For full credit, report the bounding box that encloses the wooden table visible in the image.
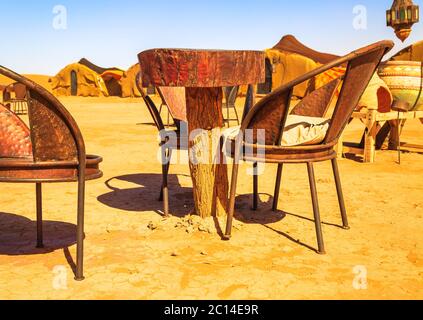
[340,109,423,163]
[139,49,265,218]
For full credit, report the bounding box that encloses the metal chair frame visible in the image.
[0,66,102,280]
[224,41,394,254]
[2,82,28,115]
[223,86,240,127]
[136,73,187,216]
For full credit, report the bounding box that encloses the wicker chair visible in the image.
[157,86,187,131]
[3,82,28,115]
[224,41,394,254]
[223,86,240,127]
[136,73,188,216]
[0,65,103,280]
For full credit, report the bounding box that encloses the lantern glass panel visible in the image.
[400,8,406,21]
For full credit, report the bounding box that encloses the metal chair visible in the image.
[224,41,394,254]
[0,65,103,280]
[223,86,240,127]
[136,73,188,216]
[157,86,187,131]
[3,82,28,115]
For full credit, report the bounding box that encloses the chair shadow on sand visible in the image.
[97,173,193,217]
[98,174,346,253]
[233,193,347,253]
[0,212,79,274]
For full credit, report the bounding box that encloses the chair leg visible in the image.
[272,164,283,212]
[161,148,172,217]
[167,110,170,127]
[75,179,85,281]
[307,163,326,254]
[36,183,44,248]
[331,158,350,230]
[224,161,241,240]
[226,103,230,127]
[397,111,401,165]
[232,104,240,125]
[252,162,258,211]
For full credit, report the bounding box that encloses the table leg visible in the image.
[364,109,377,163]
[186,87,229,218]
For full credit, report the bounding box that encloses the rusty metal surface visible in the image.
[0,155,103,183]
[0,103,32,158]
[0,65,104,182]
[28,90,77,162]
[139,49,265,88]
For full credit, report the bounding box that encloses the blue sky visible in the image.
[1,0,422,75]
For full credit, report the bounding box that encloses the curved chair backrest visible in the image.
[224,86,239,107]
[0,103,32,158]
[2,87,11,102]
[290,77,342,118]
[157,87,187,123]
[242,41,394,146]
[0,65,86,164]
[136,72,165,132]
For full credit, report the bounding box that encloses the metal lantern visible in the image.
[387,0,420,42]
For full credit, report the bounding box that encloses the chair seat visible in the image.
[0,154,103,183]
[225,139,337,163]
[224,115,330,147]
[223,115,336,163]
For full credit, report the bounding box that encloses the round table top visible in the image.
[138,49,265,88]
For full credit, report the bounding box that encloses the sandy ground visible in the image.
[0,74,52,91]
[0,95,422,300]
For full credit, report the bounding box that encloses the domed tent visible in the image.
[50,59,124,97]
[258,35,342,97]
[390,40,423,62]
[120,63,157,97]
[121,63,142,98]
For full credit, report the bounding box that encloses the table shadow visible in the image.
[97,173,193,217]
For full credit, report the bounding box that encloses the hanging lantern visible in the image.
[386,0,420,42]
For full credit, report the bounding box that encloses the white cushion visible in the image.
[223,115,330,147]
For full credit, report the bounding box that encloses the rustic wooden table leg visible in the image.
[186,87,229,218]
[364,109,377,163]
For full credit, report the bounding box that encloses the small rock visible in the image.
[147,221,158,230]
[200,251,208,256]
[186,225,195,234]
[198,224,211,233]
[171,252,179,257]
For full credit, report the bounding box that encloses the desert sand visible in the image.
[0,74,52,93]
[0,95,422,300]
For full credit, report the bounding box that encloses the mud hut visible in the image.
[50,59,124,97]
[257,35,341,97]
[121,63,142,98]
